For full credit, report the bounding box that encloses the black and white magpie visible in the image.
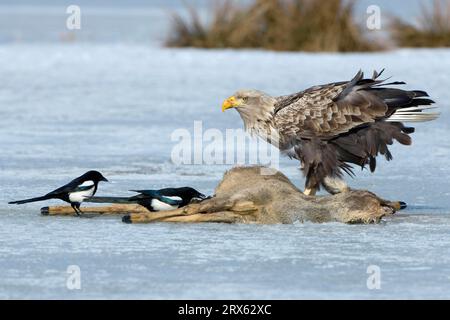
[129,187,207,212]
[8,170,108,215]
[88,187,207,212]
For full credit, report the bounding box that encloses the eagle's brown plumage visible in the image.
[222,70,439,193]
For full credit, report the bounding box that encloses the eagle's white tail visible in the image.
[386,106,440,122]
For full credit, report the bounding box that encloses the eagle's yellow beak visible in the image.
[222,96,240,112]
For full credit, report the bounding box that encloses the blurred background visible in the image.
[0,0,445,47]
[1,0,450,300]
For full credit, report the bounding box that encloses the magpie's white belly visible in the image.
[151,199,179,211]
[69,188,95,203]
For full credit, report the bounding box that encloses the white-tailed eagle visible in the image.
[222,70,439,195]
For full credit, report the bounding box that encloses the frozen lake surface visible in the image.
[1,44,450,299]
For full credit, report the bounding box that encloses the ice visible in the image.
[1,43,450,299]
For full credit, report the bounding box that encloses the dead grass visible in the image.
[391,0,450,47]
[166,0,381,52]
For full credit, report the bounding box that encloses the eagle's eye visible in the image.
[242,97,249,103]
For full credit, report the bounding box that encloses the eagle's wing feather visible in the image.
[272,70,436,189]
[274,71,388,141]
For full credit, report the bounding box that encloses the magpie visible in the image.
[88,187,207,212]
[9,170,108,215]
[129,187,207,211]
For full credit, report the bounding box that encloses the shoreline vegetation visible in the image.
[391,0,450,48]
[166,0,450,52]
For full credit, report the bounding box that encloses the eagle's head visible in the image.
[222,89,277,131]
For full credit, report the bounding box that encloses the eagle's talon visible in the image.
[303,188,317,196]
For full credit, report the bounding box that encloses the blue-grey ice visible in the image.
[0,3,449,299]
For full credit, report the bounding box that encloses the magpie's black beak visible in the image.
[189,193,208,204]
[102,177,109,182]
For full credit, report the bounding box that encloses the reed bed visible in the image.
[166,0,381,52]
[391,0,450,48]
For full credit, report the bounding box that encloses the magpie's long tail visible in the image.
[9,195,52,205]
[85,196,138,204]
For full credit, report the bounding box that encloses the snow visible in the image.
[0,44,450,299]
